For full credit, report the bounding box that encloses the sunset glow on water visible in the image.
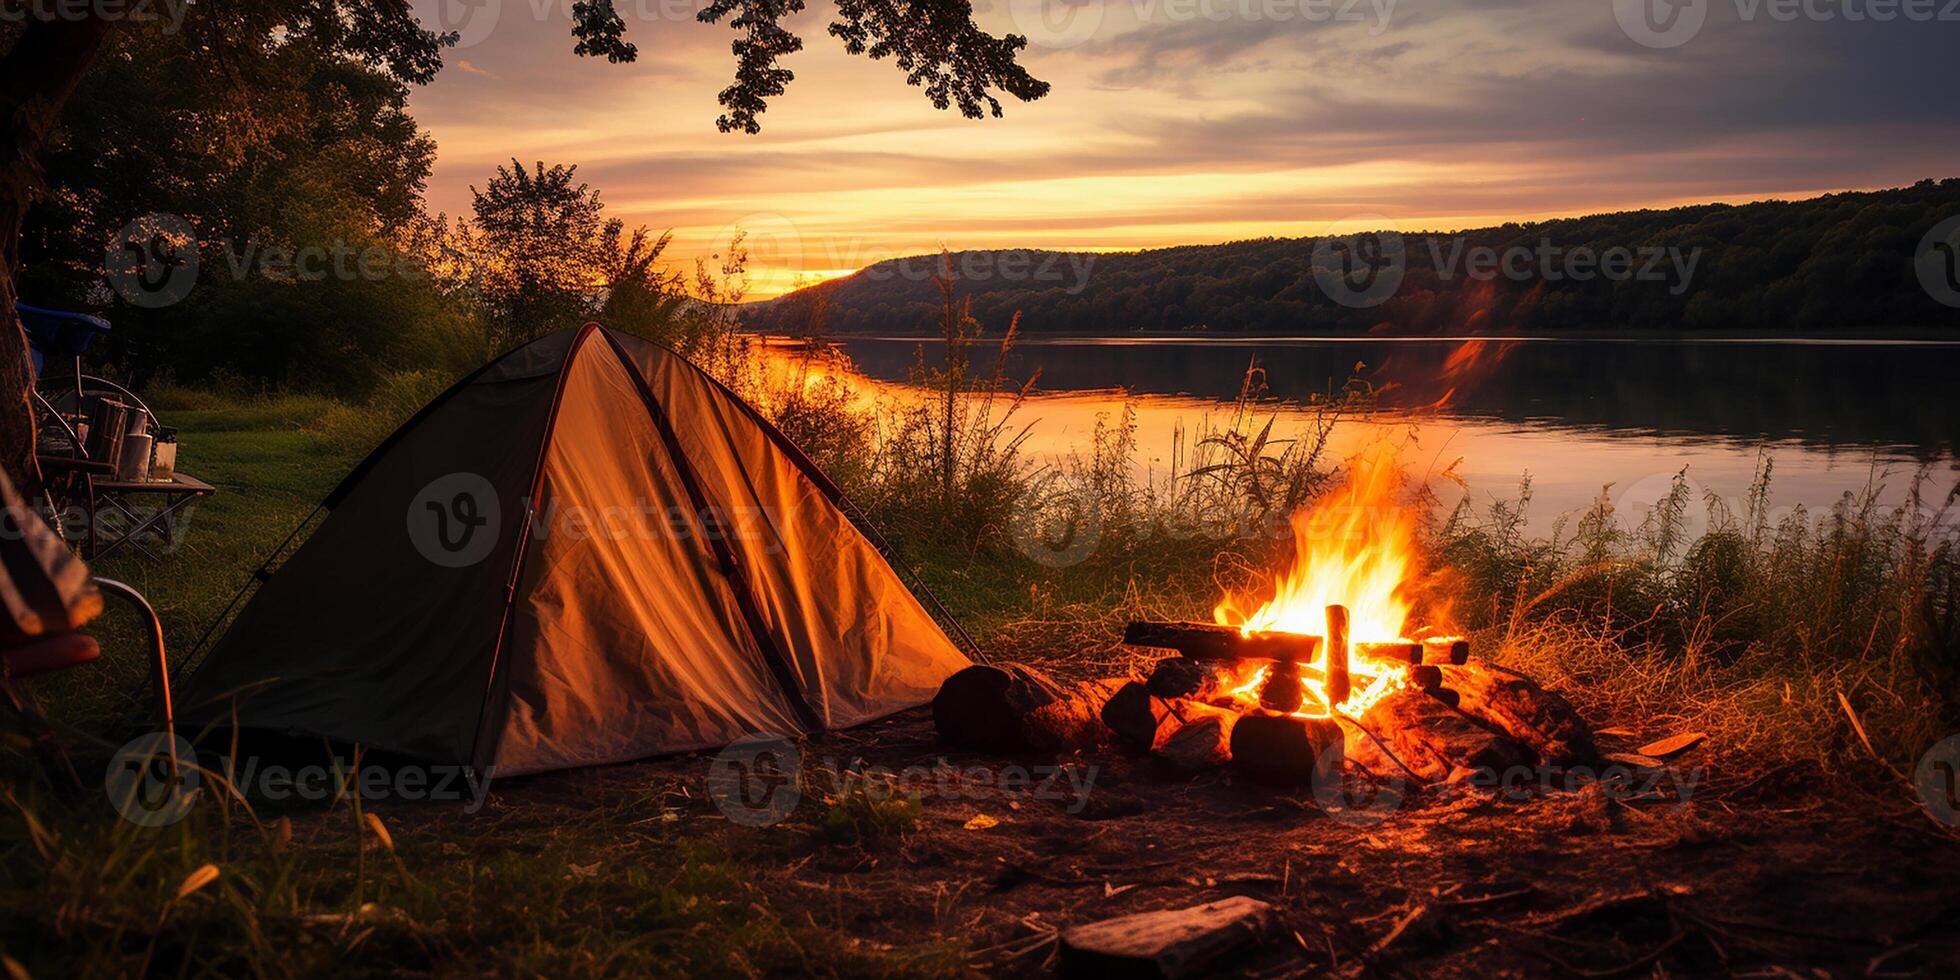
[758,335,1960,535]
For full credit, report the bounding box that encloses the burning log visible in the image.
[1258,659,1308,714]
[1351,688,1532,781]
[1324,605,1351,708]
[1143,657,1240,702]
[1358,640,1423,664]
[1101,683,1240,751]
[1123,621,1318,662]
[1434,663,1598,766]
[1229,713,1343,785]
[1349,638,1470,666]
[932,663,1125,754]
[1423,637,1471,666]
[1405,664,1444,692]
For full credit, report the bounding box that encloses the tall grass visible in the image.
[858,257,1038,557]
[1,743,964,976]
[1438,458,1959,772]
[310,369,459,455]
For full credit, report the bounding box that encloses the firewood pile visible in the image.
[933,607,1597,788]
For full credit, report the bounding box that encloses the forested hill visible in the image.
[746,181,1960,336]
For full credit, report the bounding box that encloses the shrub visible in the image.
[311,369,458,456]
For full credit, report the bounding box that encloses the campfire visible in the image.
[1211,446,1435,721]
[933,454,1598,791]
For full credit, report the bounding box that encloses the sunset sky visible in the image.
[406,0,1958,296]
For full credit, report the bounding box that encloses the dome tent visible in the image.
[183,323,969,775]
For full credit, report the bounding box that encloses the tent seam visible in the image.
[463,322,604,772]
[594,328,828,734]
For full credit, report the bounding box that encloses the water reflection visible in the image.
[836,335,1960,453]
[773,335,1960,534]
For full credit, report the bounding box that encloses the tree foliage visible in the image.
[468,159,696,350]
[694,0,1050,134]
[6,0,1047,396]
[14,5,464,391]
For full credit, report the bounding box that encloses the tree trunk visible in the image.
[0,14,119,493]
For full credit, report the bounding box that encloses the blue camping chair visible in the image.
[18,302,112,378]
[21,304,162,444]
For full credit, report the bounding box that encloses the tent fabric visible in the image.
[615,333,967,731]
[183,324,970,774]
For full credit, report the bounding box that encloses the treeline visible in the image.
[13,9,732,397]
[748,182,1960,336]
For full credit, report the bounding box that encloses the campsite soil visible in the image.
[362,707,1960,977]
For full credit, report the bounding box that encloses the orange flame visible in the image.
[1213,448,1429,718]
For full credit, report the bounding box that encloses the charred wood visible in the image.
[1352,688,1532,781]
[933,663,1125,754]
[1229,713,1344,785]
[1123,621,1319,662]
[1257,659,1307,714]
[1156,714,1236,771]
[1405,664,1444,692]
[1144,657,1239,702]
[1103,681,1240,752]
[1434,663,1598,766]
[1101,681,1174,750]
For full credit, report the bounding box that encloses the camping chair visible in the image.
[19,304,209,558]
[0,464,174,785]
[21,304,112,541]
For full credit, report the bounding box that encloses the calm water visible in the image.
[798,335,1960,535]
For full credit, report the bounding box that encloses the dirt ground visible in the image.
[444,707,1960,978]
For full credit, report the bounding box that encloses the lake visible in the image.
[777,335,1960,537]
